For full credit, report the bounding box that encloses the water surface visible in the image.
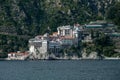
[0,60,120,80]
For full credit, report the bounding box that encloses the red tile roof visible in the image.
[53,32,58,35]
[60,36,74,40]
[8,52,29,56]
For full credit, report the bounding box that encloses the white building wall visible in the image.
[29,46,35,53]
[29,40,49,59]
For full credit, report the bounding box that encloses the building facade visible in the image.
[28,25,81,59]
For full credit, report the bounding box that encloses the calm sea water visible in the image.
[0,60,120,80]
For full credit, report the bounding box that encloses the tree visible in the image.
[94,33,115,57]
[106,2,120,27]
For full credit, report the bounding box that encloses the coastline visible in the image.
[0,57,120,61]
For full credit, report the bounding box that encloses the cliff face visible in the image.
[0,0,116,36]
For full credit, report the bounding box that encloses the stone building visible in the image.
[29,38,48,59]
[28,24,81,59]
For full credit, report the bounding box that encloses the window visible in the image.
[65,29,70,35]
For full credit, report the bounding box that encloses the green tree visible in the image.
[106,2,120,27]
[94,33,115,57]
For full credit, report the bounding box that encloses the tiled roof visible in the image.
[8,52,29,56]
[35,35,43,39]
[52,32,58,35]
[74,23,80,27]
[60,36,74,40]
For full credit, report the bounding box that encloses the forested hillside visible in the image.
[0,0,119,57]
[0,0,116,35]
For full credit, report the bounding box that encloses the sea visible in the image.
[0,60,120,80]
